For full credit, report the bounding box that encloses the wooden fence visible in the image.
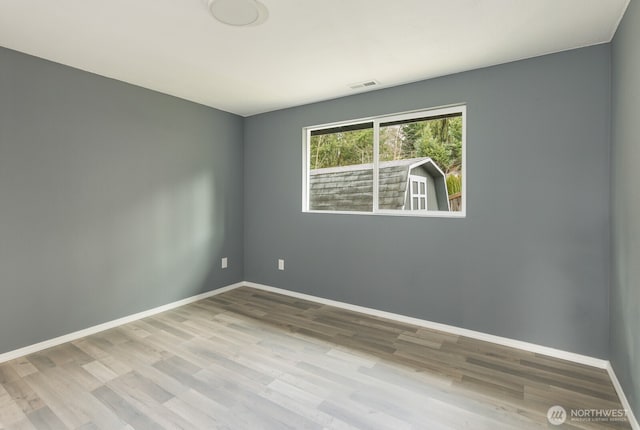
[448,192,462,211]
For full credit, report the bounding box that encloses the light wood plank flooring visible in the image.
[0,287,632,429]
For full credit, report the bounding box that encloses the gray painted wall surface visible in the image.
[244,46,611,358]
[611,0,640,417]
[0,47,244,354]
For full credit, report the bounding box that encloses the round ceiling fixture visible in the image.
[208,0,268,27]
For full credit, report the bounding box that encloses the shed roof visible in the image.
[309,157,443,211]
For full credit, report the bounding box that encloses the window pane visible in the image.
[308,125,374,212]
[379,114,462,212]
[304,105,465,217]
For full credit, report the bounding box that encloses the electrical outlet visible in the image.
[278,259,285,271]
[221,257,228,269]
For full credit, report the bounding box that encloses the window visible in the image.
[409,175,427,210]
[303,105,466,217]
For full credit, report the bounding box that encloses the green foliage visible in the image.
[382,116,463,173]
[310,129,373,169]
[417,140,449,171]
[398,122,423,159]
[446,174,462,195]
[310,115,463,172]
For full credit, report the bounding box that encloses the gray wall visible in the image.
[0,47,244,354]
[244,45,611,358]
[611,0,640,418]
[0,39,617,364]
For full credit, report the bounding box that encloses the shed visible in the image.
[309,157,450,212]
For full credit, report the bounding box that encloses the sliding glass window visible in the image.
[303,105,466,217]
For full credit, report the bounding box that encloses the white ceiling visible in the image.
[0,0,630,117]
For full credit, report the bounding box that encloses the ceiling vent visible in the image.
[349,80,379,90]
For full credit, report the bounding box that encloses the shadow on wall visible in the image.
[0,45,243,355]
[67,172,225,304]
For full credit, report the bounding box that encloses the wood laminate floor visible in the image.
[0,287,632,429]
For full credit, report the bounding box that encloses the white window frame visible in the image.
[409,175,428,210]
[302,104,466,218]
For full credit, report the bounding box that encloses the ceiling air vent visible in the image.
[349,80,379,90]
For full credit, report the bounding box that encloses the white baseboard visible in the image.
[0,280,607,370]
[2,279,635,428]
[243,281,608,369]
[0,282,243,364]
[607,362,640,430]
[246,282,640,426]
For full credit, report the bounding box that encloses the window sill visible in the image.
[302,209,466,218]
